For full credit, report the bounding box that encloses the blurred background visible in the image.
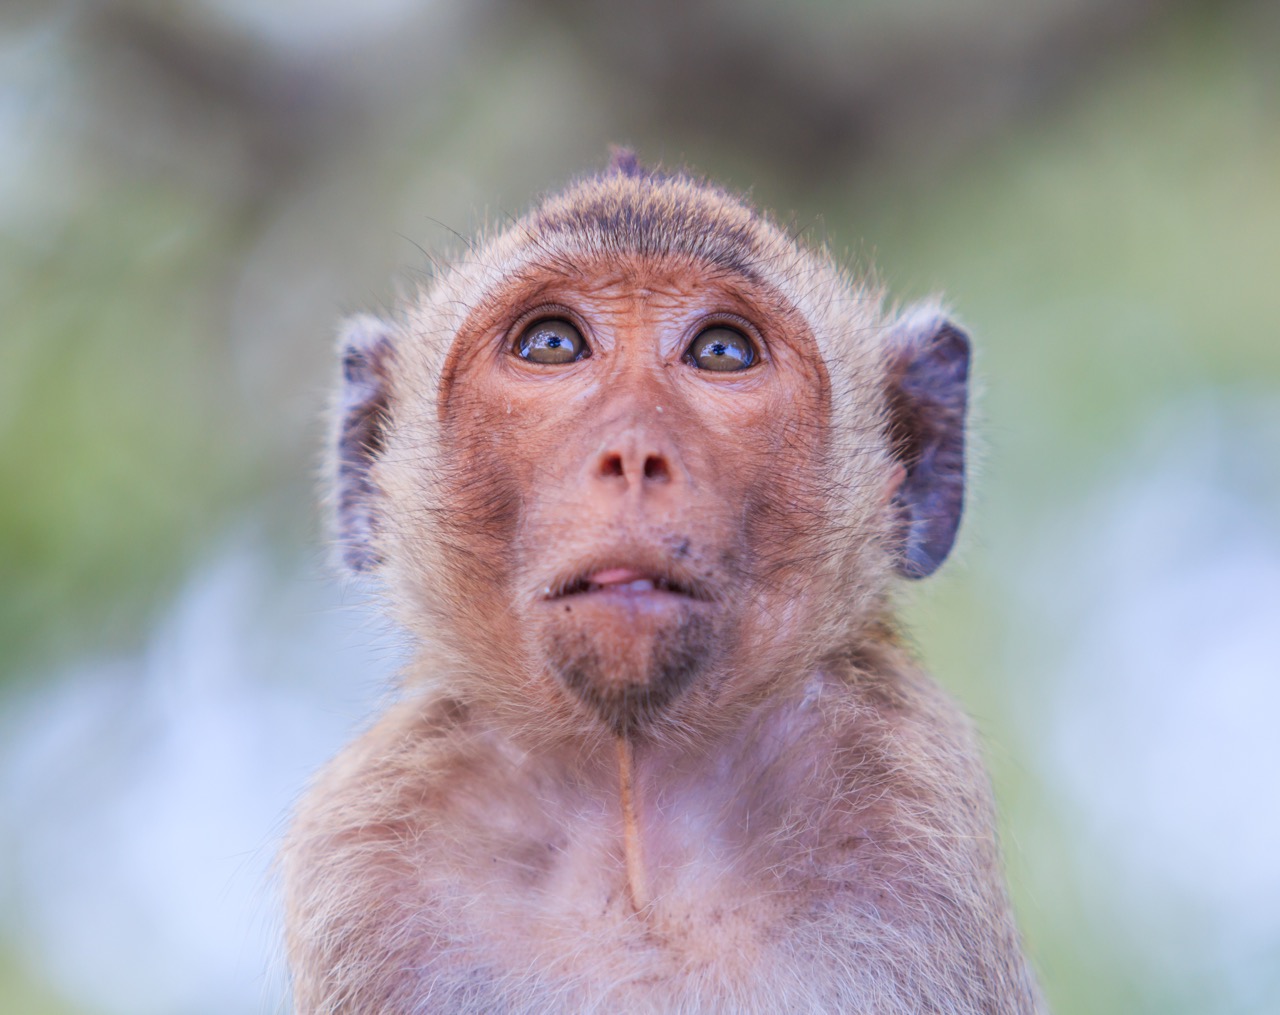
[1,0,1277,1012]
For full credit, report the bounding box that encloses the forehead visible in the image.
[525,172,776,283]
[485,251,769,312]
[435,243,831,422]
[454,247,822,372]
[421,170,848,410]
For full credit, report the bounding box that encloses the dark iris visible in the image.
[685,326,755,372]
[516,319,587,364]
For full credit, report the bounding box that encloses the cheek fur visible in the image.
[432,407,525,603]
[738,467,833,594]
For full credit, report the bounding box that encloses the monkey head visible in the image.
[333,157,967,743]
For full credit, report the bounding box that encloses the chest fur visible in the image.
[287,682,1029,1014]
[407,724,870,1011]
[428,812,808,1009]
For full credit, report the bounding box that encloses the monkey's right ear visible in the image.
[335,314,396,573]
[884,309,970,580]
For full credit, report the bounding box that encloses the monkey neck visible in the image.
[615,735,651,914]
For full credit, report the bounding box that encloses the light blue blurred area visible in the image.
[1019,397,1280,1013]
[1,1,1277,1012]
[2,538,400,1014]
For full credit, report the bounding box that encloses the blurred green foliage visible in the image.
[0,950,78,1015]
[0,188,255,681]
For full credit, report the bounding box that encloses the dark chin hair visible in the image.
[546,614,712,735]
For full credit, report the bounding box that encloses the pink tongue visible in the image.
[588,568,646,585]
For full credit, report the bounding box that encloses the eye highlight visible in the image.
[684,326,756,372]
[516,318,587,364]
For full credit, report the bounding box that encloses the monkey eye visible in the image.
[515,318,587,364]
[684,326,755,372]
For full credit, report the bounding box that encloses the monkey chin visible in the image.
[538,590,715,735]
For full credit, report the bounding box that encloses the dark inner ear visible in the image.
[885,317,970,579]
[335,315,395,573]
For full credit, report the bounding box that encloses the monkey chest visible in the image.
[422,797,829,1009]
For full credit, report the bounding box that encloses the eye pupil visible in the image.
[686,326,755,372]
[516,318,586,364]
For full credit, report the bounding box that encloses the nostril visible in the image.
[594,448,674,484]
[643,455,671,482]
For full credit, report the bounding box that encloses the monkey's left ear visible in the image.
[334,314,396,573]
[884,309,970,579]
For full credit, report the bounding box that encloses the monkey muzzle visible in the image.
[538,560,717,733]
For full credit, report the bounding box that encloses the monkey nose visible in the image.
[596,450,671,483]
[590,431,679,488]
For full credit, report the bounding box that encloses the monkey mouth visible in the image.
[544,563,710,603]
[536,554,719,731]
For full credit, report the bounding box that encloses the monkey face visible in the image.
[333,170,969,743]
[434,254,833,733]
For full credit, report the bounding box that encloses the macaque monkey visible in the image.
[282,150,1042,1013]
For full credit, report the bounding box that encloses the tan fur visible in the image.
[282,163,1043,1013]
